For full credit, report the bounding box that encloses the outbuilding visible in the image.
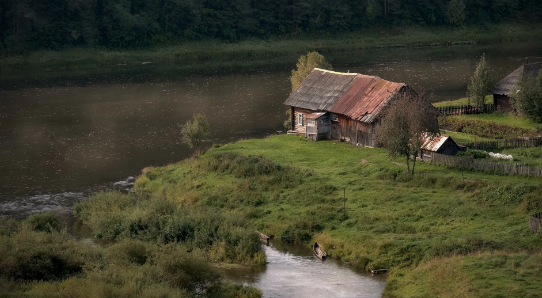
[493,62,542,112]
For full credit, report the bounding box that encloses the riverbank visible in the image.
[1,23,542,72]
[132,134,542,297]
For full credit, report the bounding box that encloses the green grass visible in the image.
[440,112,541,140]
[432,95,494,107]
[129,134,542,297]
[461,113,542,131]
[441,129,493,144]
[1,23,542,71]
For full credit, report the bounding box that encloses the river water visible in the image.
[1,41,541,297]
[224,241,386,298]
[1,42,542,216]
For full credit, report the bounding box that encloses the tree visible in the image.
[467,54,492,110]
[377,91,439,175]
[510,71,542,122]
[290,51,332,92]
[447,0,466,26]
[180,113,210,148]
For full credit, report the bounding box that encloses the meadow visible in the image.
[131,134,542,297]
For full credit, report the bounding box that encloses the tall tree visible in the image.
[377,90,439,174]
[290,51,332,92]
[510,72,542,122]
[467,53,492,111]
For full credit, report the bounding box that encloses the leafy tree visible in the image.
[467,54,492,110]
[290,51,332,92]
[447,0,466,26]
[377,91,439,174]
[180,113,210,148]
[510,71,542,122]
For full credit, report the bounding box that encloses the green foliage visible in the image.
[467,54,492,109]
[290,52,332,92]
[378,92,440,174]
[447,0,466,26]
[23,212,60,233]
[180,113,211,149]
[440,116,533,139]
[456,149,488,159]
[511,72,542,122]
[1,0,542,50]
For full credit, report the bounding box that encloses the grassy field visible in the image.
[432,95,494,107]
[131,134,542,297]
[1,23,542,71]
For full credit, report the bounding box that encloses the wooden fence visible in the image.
[426,152,542,177]
[530,212,542,233]
[463,137,542,151]
[437,104,496,116]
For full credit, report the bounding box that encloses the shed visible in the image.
[493,62,542,112]
[285,68,413,147]
[420,134,463,158]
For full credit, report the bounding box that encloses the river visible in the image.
[224,241,386,298]
[1,41,541,296]
[2,42,542,216]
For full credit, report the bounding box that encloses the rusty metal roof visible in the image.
[284,68,409,123]
[494,62,542,95]
[421,134,454,152]
[284,68,358,111]
[329,74,405,123]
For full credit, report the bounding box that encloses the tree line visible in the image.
[0,0,541,50]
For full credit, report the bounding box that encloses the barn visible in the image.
[493,62,542,112]
[284,68,416,147]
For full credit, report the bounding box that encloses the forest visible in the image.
[0,0,541,51]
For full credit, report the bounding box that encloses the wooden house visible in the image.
[493,62,542,112]
[420,134,463,159]
[284,68,415,147]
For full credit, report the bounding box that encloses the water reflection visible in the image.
[224,241,386,298]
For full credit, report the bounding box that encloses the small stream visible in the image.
[223,241,386,298]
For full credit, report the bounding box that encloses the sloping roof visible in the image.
[329,74,405,123]
[305,112,326,119]
[284,68,358,111]
[421,134,456,152]
[494,62,542,95]
[284,68,406,123]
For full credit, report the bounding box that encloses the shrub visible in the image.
[24,212,61,233]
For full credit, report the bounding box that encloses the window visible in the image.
[297,113,303,126]
[330,114,338,122]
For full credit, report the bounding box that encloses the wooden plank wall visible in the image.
[437,104,496,116]
[530,212,542,233]
[463,137,542,150]
[428,152,542,177]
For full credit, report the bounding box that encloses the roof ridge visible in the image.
[313,68,358,76]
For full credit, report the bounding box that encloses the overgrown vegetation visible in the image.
[511,71,542,122]
[439,115,536,139]
[467,53,493,110]
[0,200,263,297]
[432,95,493,108]
[125,134,542,297]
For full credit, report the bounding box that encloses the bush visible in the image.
[456,149,488,159]
[24,212,60,233]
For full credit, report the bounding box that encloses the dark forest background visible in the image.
[1,0,541,50]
